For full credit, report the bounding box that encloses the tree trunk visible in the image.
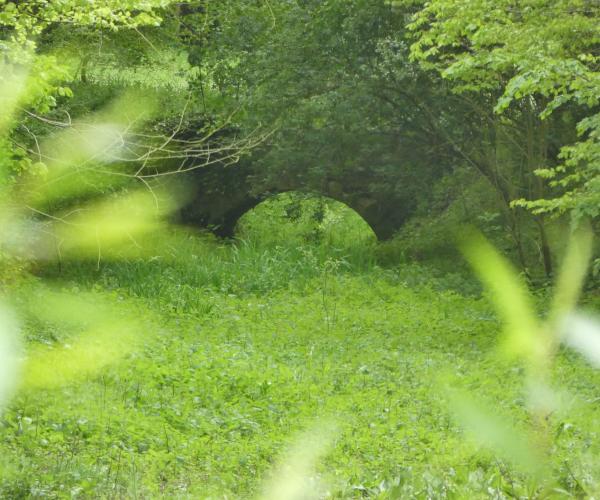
[536,216,553,277]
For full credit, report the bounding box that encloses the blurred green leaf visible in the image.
[15,287,149,390]
[29,90,158,205]
[0,304,20,410]
[20,323,137,390]
[550,224,593,323]
[0,68,27,133]
[460,230,540,362]
[54,188,177,258]
[261,421,337,500]
[19,287,123,328]
[561,313,600,368]
[449,389,544,476]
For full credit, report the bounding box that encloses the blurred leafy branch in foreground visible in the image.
[0,68,335,499]
[0,0,267,414]
[452,226,598,489]
[0,71,181,412]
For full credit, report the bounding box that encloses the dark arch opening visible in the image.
[234,191,377,246]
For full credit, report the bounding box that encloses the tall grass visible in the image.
[42,194,380,303]
[4,187,600,497]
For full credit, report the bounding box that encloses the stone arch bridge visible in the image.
[178,162,413,240]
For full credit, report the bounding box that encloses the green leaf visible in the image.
[550,224,593,323]
[449,389,545,476]
[459,229,540,361]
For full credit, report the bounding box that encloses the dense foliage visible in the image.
[2,0,598,275]
[0,0,599,497]
[407,0,600,220]
[203,0,599,277]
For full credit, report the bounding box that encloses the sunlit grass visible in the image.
[1,218,598,497]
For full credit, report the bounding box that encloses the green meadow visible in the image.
[2,1,599,497]
[2,198,600,498]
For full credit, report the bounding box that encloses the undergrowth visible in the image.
[1,195,599,498]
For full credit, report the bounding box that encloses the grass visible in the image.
[1,195,600,498]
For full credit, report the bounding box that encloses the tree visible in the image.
[1,0,267,231]
[203,0,466,236]
[405,0,600,227]
[0,0,172,112]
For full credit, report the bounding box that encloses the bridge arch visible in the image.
[233,191,377,243]
[178,163,412,240]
